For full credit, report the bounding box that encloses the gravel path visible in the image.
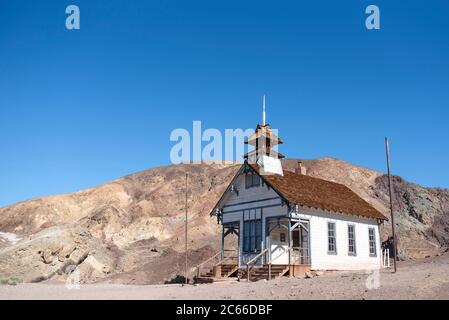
[1,254,448,300]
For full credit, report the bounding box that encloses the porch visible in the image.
[195,216,311,283]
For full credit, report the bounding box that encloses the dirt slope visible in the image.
[2,254,448,300]
[0,159,448,284]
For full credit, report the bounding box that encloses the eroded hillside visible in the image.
[1,159,448,284]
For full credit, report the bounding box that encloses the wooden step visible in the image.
[195,264,239,284]
[195,277,239,284]
[241,265,291,281]
[197,264,293,283]
[222,265,239,278]
[195,277,214,284]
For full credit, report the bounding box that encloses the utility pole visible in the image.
[385,137,398,273]
[185,172,188,284]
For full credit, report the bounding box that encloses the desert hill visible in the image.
[0,158,448,284]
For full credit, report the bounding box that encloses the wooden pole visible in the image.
[185,172,188,284]
[385,137,398,273]
[386,248,390,268]
[221,224,225,261]
[287,215,292,277]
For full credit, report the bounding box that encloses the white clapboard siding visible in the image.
[218,171,382,270]
[221,173,283,224]
[221,173,288,266]
[297,208,381,270]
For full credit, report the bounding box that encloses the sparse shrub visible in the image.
[0,277,23,286]
[164,274,189,284]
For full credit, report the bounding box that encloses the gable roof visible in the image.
[246,163,387,221]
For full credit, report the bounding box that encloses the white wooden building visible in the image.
[205,108,387,281]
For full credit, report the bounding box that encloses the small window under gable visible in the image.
[245,172,260,189]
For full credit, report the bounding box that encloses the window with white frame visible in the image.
[368,227,377,256]
[348,224,356,255]
[327,222,336,254]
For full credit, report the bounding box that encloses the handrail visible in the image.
[245,248,269,281]
[216,255,238,266]
[245,248,268,266]
[268,246,311,280]
[195,249,239,278]
[269,246,294,264]
[195,251,221,278]
[268,246,294,280]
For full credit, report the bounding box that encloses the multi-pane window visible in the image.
[243,220,262,253]
[245,173,260,188]
[368,227,377,256]
[348,224,356,255]
[327,222,336,254]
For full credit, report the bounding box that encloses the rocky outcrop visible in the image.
[374,175,449,259]
[0,224,115,283]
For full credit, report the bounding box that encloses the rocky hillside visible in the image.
[0,159,448,284]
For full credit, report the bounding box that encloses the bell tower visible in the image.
[244,95,284,164]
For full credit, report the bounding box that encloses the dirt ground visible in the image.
[1,254,448,300]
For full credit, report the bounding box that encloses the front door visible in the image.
[291,220,310,264]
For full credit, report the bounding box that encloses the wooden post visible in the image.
[287,215,291,277]
[385,137,398,273]
[185,172,188,283]
[221,224,225,261]
[213,265,222,278]
[268,263,272,281]
[386,248,390,268]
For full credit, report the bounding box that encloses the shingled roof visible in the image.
[245,124,284,145]
[247,163,387,221]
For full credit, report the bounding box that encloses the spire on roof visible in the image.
[243,96,284,163]
[262,95,266,126]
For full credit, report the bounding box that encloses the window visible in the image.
[327,222,336,254]
[243,220,262,253]
[280,233,286,242]
[348,224,356,255]
[292,230,299,247]
[368,227,377,256]
[245,173,260,188]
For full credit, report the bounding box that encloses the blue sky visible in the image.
[0,0,448,207]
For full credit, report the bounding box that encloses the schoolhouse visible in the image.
[201,101,387,281]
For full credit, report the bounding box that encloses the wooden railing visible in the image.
[245,248,269,281]
[267,246,311,280]
[195,251,221,278]
[381,248,391,268]
[268,246,293,280]
[220,254,238,266]
[194,249,238,278]
[195,246,311,281]
[290,247,311,265]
